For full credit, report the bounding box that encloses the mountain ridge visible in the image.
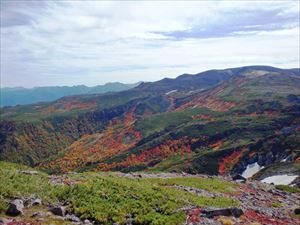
[1,82,141,107]
[0,66,299,186]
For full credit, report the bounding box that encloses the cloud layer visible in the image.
[1,1,299,87]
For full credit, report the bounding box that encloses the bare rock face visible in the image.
[6,199,24,216]
[49,206,66,217]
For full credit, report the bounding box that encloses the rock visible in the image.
[126,218,133,225]
[295,208,300,215]
[0,218,14,224]
[31,198,42,206]
[49,206,66,216]
[65,214,81,222]
[125,214,133,225]
[6,199,24,216]
[16,170,38,175]
[193,217,222,225]
[84,219,93,224]
[202,208,243,218]
[232,174,246,183]
[31,212,44,217]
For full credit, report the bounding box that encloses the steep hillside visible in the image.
[1,66,300,183]
[0,82,140,107]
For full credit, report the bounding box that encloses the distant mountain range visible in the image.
[0,66,299,185]
[0,82,141,107]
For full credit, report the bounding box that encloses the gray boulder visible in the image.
[0,218,14,224]
[65,214,81,222]
[6,199,24,216]
[202,207,243,218]
[49,206,66,217]
[84,219,93,225]
[31,198,42,206]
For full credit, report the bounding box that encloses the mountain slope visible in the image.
[1,66,300,182]
[0,82,140,107]
[2,162,299,225]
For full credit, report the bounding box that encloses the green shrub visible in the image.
[275,185,300,193]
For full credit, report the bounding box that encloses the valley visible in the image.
[1,66,300,224]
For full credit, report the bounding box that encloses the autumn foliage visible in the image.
[99,136,194,171]
[41,109,142,172]
[42,97,97,114]
[218,149,245,175]
[209,140,224,151]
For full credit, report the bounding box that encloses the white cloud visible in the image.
[1,1,299,87]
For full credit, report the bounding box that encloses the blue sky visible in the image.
[1,0,299,87]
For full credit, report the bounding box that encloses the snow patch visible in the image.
[241,162,264,178]
[261,175,298,185]
[165,90,177,95]
[281,157,288,162]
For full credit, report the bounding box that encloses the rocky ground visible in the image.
[1,172,299,225]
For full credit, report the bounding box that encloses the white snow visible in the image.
[261,175,298,185]
[165,90,177,95]
[241,162,264,178]
[281,157,288,162]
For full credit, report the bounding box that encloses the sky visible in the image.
[1,0,299,88]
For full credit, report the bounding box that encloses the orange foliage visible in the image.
[41,108,142,172]
[192,114,215,122]
[265,111,279,117]
[99,137,195,171]
[248,152,256,158]
[209,140,224,151]
[218,149,245,175]
[42,97,97,114]
[250,111,279,118]
[177,96,236,112]
[249,112,258,117]
[176,84,236,112]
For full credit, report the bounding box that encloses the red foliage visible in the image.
[178,95,236,112]
[209,140,224,151]
[248,152,256,158]
[186,208,202,223]
[265,111,279,117]
[176,84,237,112]
[192,114,215,122]
[243,210,299,225]
[99,137,195,171]
[218,149,245,175]
[42,97,97,114]
[235,78,247,87]
[41,108,142,172]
